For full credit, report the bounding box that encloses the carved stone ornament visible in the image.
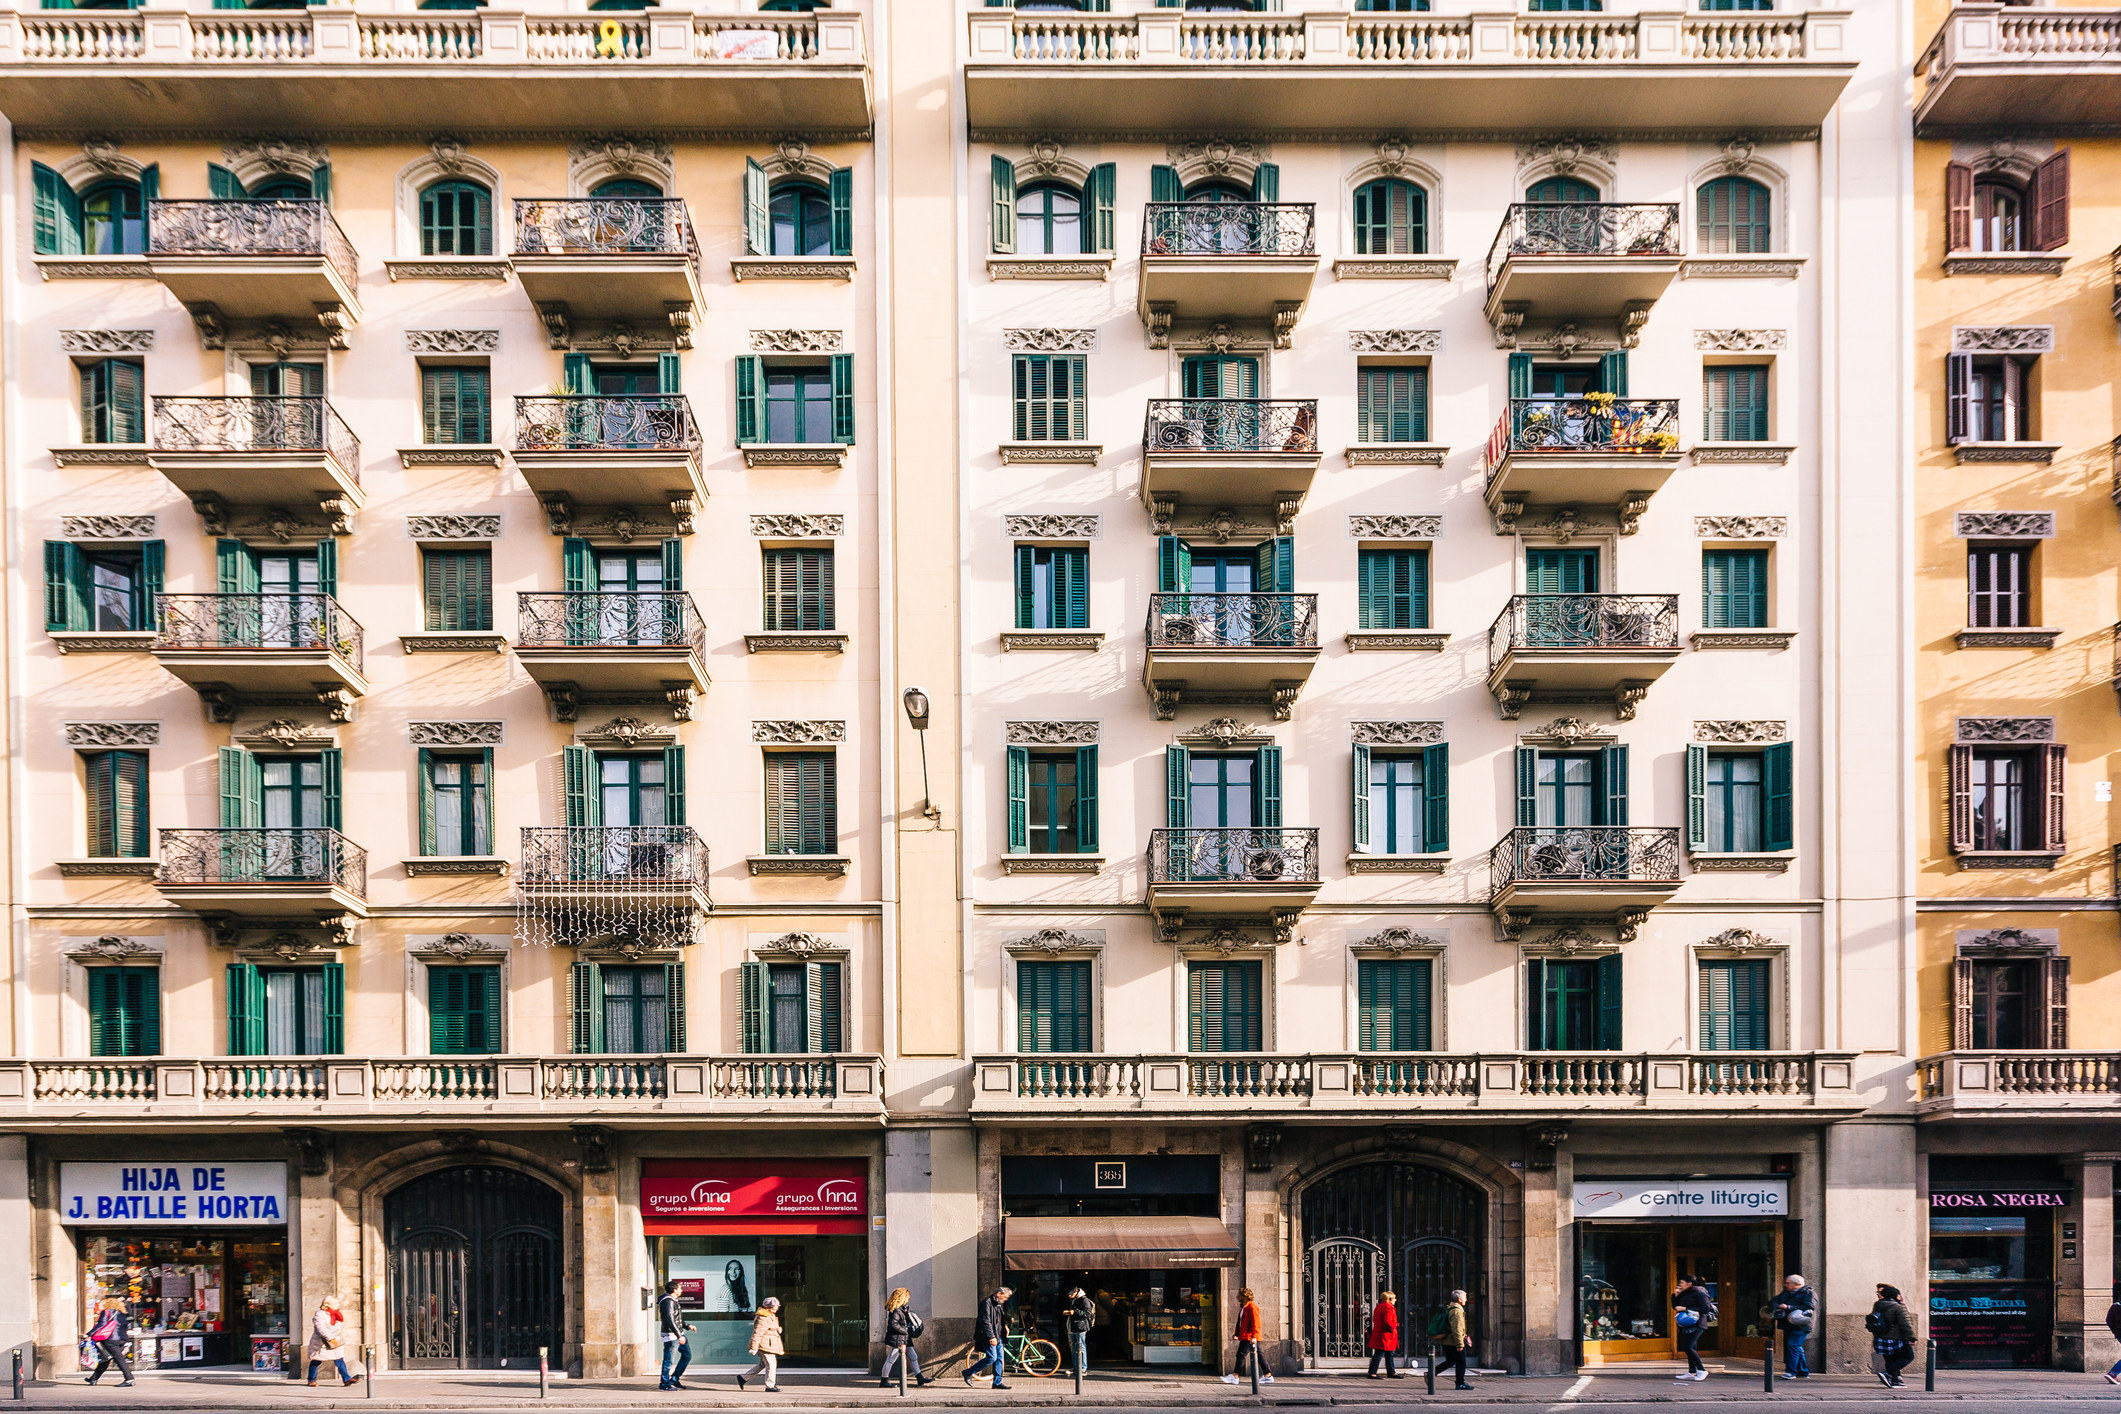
[753,720,846,744]
[1177,506,1273,543]
[1699,927,1783,952]
[1952,325,2054,354]
[749,329,844,353]
[1955,716,2055,743]
[1166,136,1264,181]
[1190,926,1271,954]
[408,720,503,747]
[224,137,327,180]
[756,932,846,956]
[1693,720,1787,744]
[1527,925,1614,955]
[1694,516,1787,539]
[579,715,673,748]
[64,722,160,747]
[1351,721,1444,746]
[235,719,334,751]
[1516,137,1615,175]
[760,136,829,181]
[60,515,155,540]
[423,932,504,960]
[570,1123,616,1175]
[750,514,844,538]
[1693,328,1786,352]
[79,935,155,961]
[1353,926,1443,953]
[1006,721,1099,745]
[1954,511,2055,539]
[1519,716,1613,747]
[404,329,499,355]
[1349,329,1442,354]
[1957,927,2060,957]
[406,514,501,540]
[1189,322,1267,356]
[60,329,153,353]
[1003,328,1098,353]
[1717,136,1759,174]
[1020,135,1072,177]
[1178,718,1272,747]
[571,135,673,175]
[1348,515,1442,540]
[1005,514,1100,539]
[1008,927,1103,954]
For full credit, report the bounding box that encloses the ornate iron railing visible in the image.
[512,198,699,269]
[1148,826,1320,885]
[146,198,358,292]
[1142,201,1316,257]
[1144,398,1318,455]
[1146,592,1318,650]
[1483,396,1680,480]
[513,395,698,454]
[152,396,360,482]
[518,826,709,888]
[1487,594,1679,667]
[157,827,368,896]
[154,592,365,672]
[516,591,706,655]
[1488,826,1682,892]
[1484,201,1681,289]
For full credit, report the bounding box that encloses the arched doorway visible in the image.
[386,1166,564,1369]
[1301,1162,1485,1365]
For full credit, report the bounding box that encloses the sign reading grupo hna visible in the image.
[60,1163,287,1225]
[1573,1178,1788,1219]
[639,1160,867,1219]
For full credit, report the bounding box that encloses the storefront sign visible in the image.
[60,1163,286,1225]
[1573,1178,1787,1219]
[640,1160,866,1219]
[1932,1191,2068,1209]
[1931,1283,2052,1367]
[1000,1154,1220,1197]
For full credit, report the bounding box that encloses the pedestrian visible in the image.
[1064,1287,1097,1379]
[82,1296,134,1388]
[1671,1275,1713,1382]
[1366,1290,1401,1379]
[737,1297,783,1392]
[1220,1287,1270,1385]
[1868,1284,1916,1389]
[657,1279,693,1391]
[1767,1274,1816,1380]
[306,1294,357,1388]
[2105,1295,2121,1383]
[961,1285,1013,1390]
[880,1287,932,1388]
[1436,1290,1472,1392]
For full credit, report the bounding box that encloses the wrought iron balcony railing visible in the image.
[157,827,368,896]
[1488,826,1682,892]
[512,197,699,268]
[1146,592,1319,650]
[513,395,698,454]
[1142,201,1317,258]
[1483,201,1682,289]
[146,198,359,293]
[519,826,710,889]
[152,396,360,483]
[1483,396,1680,480]
[1143,398,1318,455]
[1487,594,1679,668]
[1148,826,1320,885]
[154,592,365,672]
[516,592,706,655]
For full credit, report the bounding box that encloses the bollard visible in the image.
[12,1347,22,1401]
[1247,1345,1258,1398]
[539,1345,549,1400]
[1763,1327,1775,1392]
[363,1345,374,1399]
[1070,1346,1079,1399]
[1924,1338,1936,1392]
[899,1346,908,1399]
[1423,1344,1435,1396]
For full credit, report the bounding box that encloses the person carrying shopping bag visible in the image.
[738,1298,784,1392]
[880,1288,932,1388]
[306,1295,357,1387]
[1767,1275,1816,1380]
[82,1297,133,1388]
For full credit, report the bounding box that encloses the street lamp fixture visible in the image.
[903,687,940,822]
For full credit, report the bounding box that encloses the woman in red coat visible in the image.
[1366,1291,1402,1378]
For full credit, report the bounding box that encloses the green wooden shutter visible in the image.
[319,747,343,832]
[812,752,838,852]
[562,744,598,828]
[1256,745,1282,828]
[477,747,494,855]
[1350,744,1372,853]
[208,164,243,198]
[309,163,332,203]
[1250,163,1279,203]
[88,968,115,1057]
[1166,746,1191,829]
[1507,351,1533,400]
[33,163,68,255]
[735,355,764,444]
[661,536,684,593]
[1685,744,1708,853]
[1150,165,1183,204]
[1357,959,1379,1051]
[1700,959,1770,1052]
[219,746,255,828]
[1763,740,1794,852]
[743,157,770,256]
[570,959,604,1053]
[422,366,455,444]
[138,540,164,631]
[110,360,145,444]
[663,744,687,827]
[740,960,768,1053]
[829,353,855,444]
[105,751,149,859]
[44,542,87,632]
[1087,163,1116,254]
[1421,742,1449,853]
[802,960,826,1053]
[1599,745,1628,826]
[417,748,438,855]
[1005,745,1029,853]
[1256,536,1294,596]
[136,966,161,1056]
[477,965,502,1053]
[1061,355,1087,441]
[1514,747,1538,828]
[828,166,853,257]
[1074,744,1099,852]
[1594,952,1624,1051]
[1407,959,1433,1051]
[1525,958,1548,1051]
[216,538,254,595]
[430,966,467,1054]
[1157,535,1191,594]
[314,537,338,599]
[990,155,1016,254]
[658,351,682,396]
[562,351,592,395]
[562,536,594,594]
[1187,963,1217,1052]
[665,961,687,1052]
[1012,545,1037,629]
[1019,961,1050,1053]
[1597,350,1628,396]
[87,752,116,857]
[1059,547,1088,628]
[226,962,264,1057]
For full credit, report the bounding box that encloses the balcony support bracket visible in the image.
[1146,302,1175,350]
[537,302,573,351]
[1615,909,1650,945]
[315,302,351,352]
[1490,303,1528,351]
[194,682,241,725]
[1272,681,1303,723]
[1493,681,1533,721]
[1492,907,1530,943]
[1617,493,1651,537]
[543,680,581,724]
[189,492,230,538]
[186,302,226,352]
[1272,302,1303,351]
[314,684,357,725]
[1620,301,1654,350]
[1490,494,1526,538]
[665,303,694,352]
[663,682,696,723]
[1613,681,1651,721]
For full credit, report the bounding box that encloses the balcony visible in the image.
[0,11,871,138]
[1139,203,1317,341]
[1488,826,1683,935]
[1145,826,1320,935]
[153,827,367,920]
[513,592,709,720]
[511,198,703,340]
[1484,203,1682,342]
[0,1053,883,1126]
[1141,398,1320,511]
[1917,5,2121,137]
[518,825,711,940]
[151,593,368,722]
[1485,593,1681,719]
[149,396,362,520]
[965,9,1853,138]
[1917,1050,2121,1117]
[512,394,704,506]
[1483,397,1682,534]
[969,1050,1863,1120]
[145,200,359,343]
[1144,592,1320,720]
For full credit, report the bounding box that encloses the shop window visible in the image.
[418,749,492,857]
[80,358,145,444]
[1352,177,1428,253]
[1580,1227,1668,1345]
[761,546,836,631]
[1966,543,2033,629]
[44,539,162,634]
[1353,744,1447,857]
[1357,366,1428,444]
[1702,364,1768,441]
[226,962,343,1056]
[1016,959,1092,1052]
[1006,744,1097,856]
[1951,951,2067,1050]
[421,547,492,632]
[1011,354,1086,442]
[1526,955,1621,1050]
[1187,959,1263,1052]
[1948,742,2065,858]
[428,964,501,1055]
[84,749,150,859]
[1702,547,1769,629]
[420,365,492,445]
[741,959,845,1054]
[1946,353,2038,443]
[735,355,854,446]
[88,965,160,1057]
[1014,545,1089,629]
[1357,957,1432,1051]
[1696,176,1771,254]
[764,751,838,856]
[742,159,852,258]
[1685,743,1792,855]
[1697,958,1770,1050]
[991,157,1113,257]
[82,1235,290,1371]
[1947,153,2067,253]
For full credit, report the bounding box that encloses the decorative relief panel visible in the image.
[64,722,159,747]
[1693,720,1787,744]
[1956,926,2060,956]
[1348,515,1442,540]
[1698,926,1785,952]
[1953,511,2055,539]
[1008,927,1104,954]
[1351,926,1444,953]
[1693,516,1787,539]
[750,514,844,538]
[1351,721,1444,745]
[753,720,846,745]
[1955,716,2055,743]
[1006,721,1099,745]
[1349,330,1441,354]
[59,330,152,353]
[406,514,501,540]
[1952,325,2054,354]
[1003,328,1098,352]
[1005,514,1099,539]
[405,329,499,354]
[60,515,155,540]
[1515,137,1615,174]
[1693,329,1786,352]
[749,329,844,353]
[408,721,504,746]
[754,931,849,957]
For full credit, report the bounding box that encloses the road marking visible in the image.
[1561,1373,1591,1399]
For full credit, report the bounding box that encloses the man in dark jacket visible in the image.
[962,1286,1013,1390]
[1768,1275,1816,1380]
[2104,1297,2121,1383]
[1672,1276,1714,1381]
[1064,1289,1096,1375]
[84,1298,134,1387]
[656,1280,693,1390]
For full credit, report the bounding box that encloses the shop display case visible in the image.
[1127,1309,1204,1364]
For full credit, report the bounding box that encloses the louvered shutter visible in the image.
[1946,353,1973,444]
[219,746,256,828]
[665,961,687,1052]
[1948,744,1973,853]
[1074,744,1099,852]
[422,366,456,445]
[1012,545,1036,629]
[1166,746,1191,830]
[1950,957,1973,1050]
[1059,547,1088,629]
[1407,959,1432,1051]
[319,747,343,832]
[89,968,116,1057]
[1157,536,1191,594]
[32,163,72,256]
[2043,955,2071,1049]
[663,745,687,828]
[1685,744,1708,852]
[309,163,331,203]
[802,961,827,1053]
[226,963,262,1057]
[1256,745,1282,828]
[570,959,604,1054]
[1600,745,1629,827]
[1525,958,1548,1051]
[2033,149,2070,252]
[740,961,768,1054]
[417,748,438,855]
[658,351,682,396]
[1597,349,1628,397]
[1150,165,1183,205]
[1594,952,1624,1051]
[87,752,117,858]
[990,155,1016,254]
[111,751,148,859]
[2041,743,2067,852]
[828,166,854,257]
[44,542,86,632]
[314,537,337,599]
[1514,747,1538,828]
[137,540,163,632]
[743,157,770,256]
[1061,355,1087,441]
[1188,963,1219,1052]
[765,754,794,854]
[1019,961,1052,1053]
[661,536,684,593]
[562,744,599,828]
[1350,744,1371,853]
[1507,351,1533,401]
[1944,160,1973,252]
[1763,741,1794,852]
[1357,959,1379,1052]
[1249,164,1279,203]
[1700,960,1732,1051]
[1421,742,1449,853]
[431,966,467,1054]
[1087,163,1116,255]
[830,354,855,444]
[1357,548,1387,629]
[735,355,765,444]
[135,967,160,1056]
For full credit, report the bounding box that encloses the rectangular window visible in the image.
[429,964,502,1055]
[1528,954,1622,1051]
[1357,547,1429,630]
[1357,366,1428,444]
[422,547,492,632]
[88,966,160,1058]
[425,752,490,856]
[1970,748,2031,851]
[1949,353,2036,443]
[1950,741,2063,857]
[79,359,145,445]
[1015,545,1089,630]
[85,749,149,858]
[1702,548,1769,629]
[1368,754,1425,856]
[761,547,835,631]
[1012,354,1087,442]
[764,961,844,1053]
[1357,957,1433,1052]
[602,965,669,1054]
[1967,544,2032,628]
[765,366,834,444]
[1705,751,1765,853]
[1968,960,2030,1049]
[1699,958,1771,1051]
[47,542,159,633]
[420,365,492,445]
[1017,959,1093,1053]
[264,969,332,1056]
[1026,751,1080,855]
[1187,959,1263,1053]
[764,751,838,855]
[1702,364,1769,442]
[1699,0,1773,10]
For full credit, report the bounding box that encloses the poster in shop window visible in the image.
[669,1255,756,1314]
[1930,1283,2050,1367]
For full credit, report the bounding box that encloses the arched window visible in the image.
[79,180,145,256]
[1695,175,1771,255]
[1525,176,1600,204]
[1186,182,1252,203]
[592,177,663,200]
[1353,178,1427,256]
[1971,177,2024,253]
[249,177,312,201]
[420,179,493,257]
[769,183,834,258]
[1015,183,1082,257]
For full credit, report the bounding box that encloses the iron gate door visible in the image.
[1301,1162,1485,1363]
[1304,1238,1381,1361]
[1401,1237,1472,1354]
[386,1167,564,1370]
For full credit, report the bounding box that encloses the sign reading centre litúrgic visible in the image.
[1573,1177,1788,1219]
[60,1162,288,1225]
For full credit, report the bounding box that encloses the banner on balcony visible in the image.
[1573,1177,1786,1220]
[641,1159,867,1220]
[61,1162,287,1226]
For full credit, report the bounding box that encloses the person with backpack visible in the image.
[1671,1275,1714,1381]
[1064,1288,1097,1379]
[1366,1291,1402,1378]
[1431,1290,1471,1392]
[1767,1274,1816,1380]
[1868,1284,1916,1388]
[1221,1287,1269,1385]
[657,1279,694,1390]
[82,1297,133,1388]
[880,1287,932,1387]
[2104,1295,2121,1383]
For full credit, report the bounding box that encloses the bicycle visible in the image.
[1001,1326,1062,1378]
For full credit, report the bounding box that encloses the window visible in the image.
[767,367,833,443]
[741,960,846,1053]
[88,967,160,1058]
[991,159,1114,257]
[602,965,671,1054]
[1969,961,2028,1050]
[1357,957,1432,1051]
[1971,749,2031,851]
[421,365,492,444]
[1701,547,1768,629]
[1699,0,1772,8]
[1357,547,1429,630]
[1352,178,1427,254]
[1526,954,1621,1050]
[1696,176,1771,254]
[591,177,662,199]
[1014,545,1088,630]
[1948,354,2037,444]
[1967,544,2033,629]
[419,180,492,256]
[1687,742,1791,855]
[428,965,501,1055]
[1698,958,1770,1050]
[85,749,149,858]
[80,180,145,256]
[743,161,852,258]
[1011,354,1086,442]
[1525,177,1600,203]
[226,962,343,1056]
[80,359,145,444]
[419,749,492,857]
[1007,745,1098,856]
[1947,153,2068,253]
[762,547,835,631]
[735,355,855,446]
[1526,0,1600,9]
[1017,959,1092,1052]
[1357,366,1428,444]
[769,183,834,258]
[1016,183,1082,257]
[1951,951,2068,1050]
[32,163,157,256]
[1187,959,1263,1052]
[1702,364,1768,441]
[764,751,838,855]
[1947,737,2068,857]
[44,541,161,633]
[1355,744,1448,856]
[422,547,492,632]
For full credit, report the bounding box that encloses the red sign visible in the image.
[641,1159,867,1219]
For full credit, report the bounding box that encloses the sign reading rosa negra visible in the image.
[1573,1177,1788,1219]
[640,1160,867,1218]
[1931,1191,2068,1209]
[60,1162,287,1225]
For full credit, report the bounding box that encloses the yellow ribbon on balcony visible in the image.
[596,19,624,57]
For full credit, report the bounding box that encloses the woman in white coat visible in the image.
[306,1296,356,1387]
